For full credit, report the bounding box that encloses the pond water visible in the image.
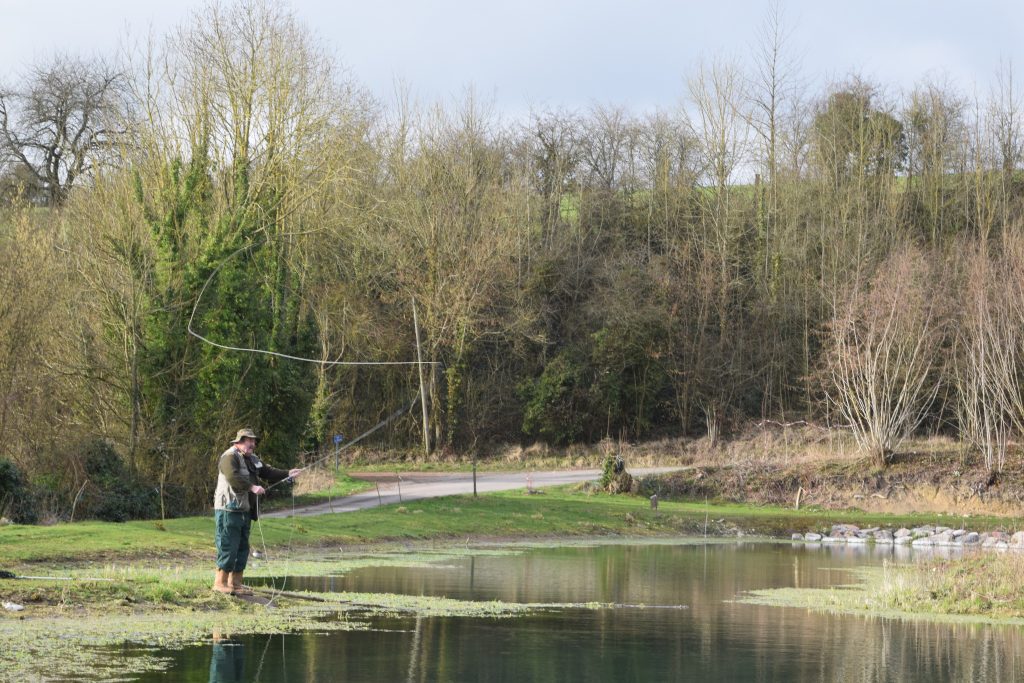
[137,541,1024,682]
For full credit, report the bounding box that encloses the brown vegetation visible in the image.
[643,426,1024,517]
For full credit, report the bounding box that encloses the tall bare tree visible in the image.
[0,55,128,206]
[904,78,965,242]
[954,244,1010,471]
[748,0,801,278]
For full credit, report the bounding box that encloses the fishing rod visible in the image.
[264,391,422,491]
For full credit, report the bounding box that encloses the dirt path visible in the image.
[264,467,683,518]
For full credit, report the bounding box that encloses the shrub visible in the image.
[520,350,589,446]
[78,439,159,522]
[600,453,632,493]
[0,459,37,524]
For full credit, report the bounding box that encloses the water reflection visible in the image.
[794,539,984,563]
[208,632,245,683]
[141,542,1024,682]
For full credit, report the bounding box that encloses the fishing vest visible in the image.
[213,447,261,512]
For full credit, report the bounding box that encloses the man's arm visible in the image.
[254,458,292,485]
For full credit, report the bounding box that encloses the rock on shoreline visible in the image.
[794,524,1020,550]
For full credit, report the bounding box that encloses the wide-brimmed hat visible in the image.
[231,428,259,444]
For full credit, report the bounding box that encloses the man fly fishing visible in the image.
[213,428,301,596]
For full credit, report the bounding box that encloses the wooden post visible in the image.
[471,436,479,498]
[412,298,430,456]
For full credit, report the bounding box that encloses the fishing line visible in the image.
[187,239,438,367]
[253,492,297,608]
[252,633,274,682]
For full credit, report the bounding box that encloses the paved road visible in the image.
[263,467,683,518]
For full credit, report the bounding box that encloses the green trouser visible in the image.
[215,509,251,572]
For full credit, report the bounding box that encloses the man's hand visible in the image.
[288,468,302,479]
[250,485,266,495]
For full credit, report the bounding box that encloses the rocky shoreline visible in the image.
[792,524,1024,549]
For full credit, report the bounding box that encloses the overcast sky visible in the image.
[2,0,1022,118]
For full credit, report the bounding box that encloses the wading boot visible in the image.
[228,571,254,596]
[212,569,233,594]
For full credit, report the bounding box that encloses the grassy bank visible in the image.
[2,486,1020,566]
[744,552,1024,624]
[891,552,1024,617]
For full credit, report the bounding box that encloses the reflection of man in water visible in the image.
[209,631,245,683]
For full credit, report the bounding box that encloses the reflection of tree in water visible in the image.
[208,632,245,683]
[826,617,1024,682]
[406,615,423,683]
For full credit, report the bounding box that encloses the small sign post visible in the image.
[333,434,344,473]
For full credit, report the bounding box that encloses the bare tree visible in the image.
[0,55,128,206]
[636,111,696,256]
[580,104,637,193]
[688,58,750,197]
[988,60,1023,231]
[687,58,752,273]
[991,60,1022,180]
[524,108,581,245]
[985,235,1024,440]
[823,246,947,467]
[748,0,801,273]
[904,78,966,242]
[348,91,522,448]
[0,204,73,481]
[954,244,1009,471]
